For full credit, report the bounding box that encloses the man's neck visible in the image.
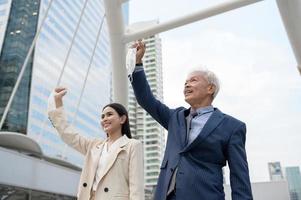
[190,102,212,111]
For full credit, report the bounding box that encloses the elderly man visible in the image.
[130,41,253,200]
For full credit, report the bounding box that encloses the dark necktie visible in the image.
[186,111,198,144]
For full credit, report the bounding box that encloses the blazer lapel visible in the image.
[97,136,130,182]
[182,108,224,152]
[90,140,106,180]
[178,109,190,147]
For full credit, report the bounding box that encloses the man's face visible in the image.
[183,71,213,106]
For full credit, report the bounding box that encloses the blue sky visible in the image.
[129,0,301,183]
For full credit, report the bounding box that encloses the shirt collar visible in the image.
[105,135,127,152]
[190,105,214,117]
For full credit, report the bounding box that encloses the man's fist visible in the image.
[132,40,145,64]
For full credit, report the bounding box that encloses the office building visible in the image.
[0,0,112,166]
[268,161,284,181]
[286,166,301,200]
[224,181,290,200]
[128,20,166,190]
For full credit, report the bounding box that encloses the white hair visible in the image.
[189,68,220,99]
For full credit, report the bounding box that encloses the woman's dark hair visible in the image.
[102,103,132,139]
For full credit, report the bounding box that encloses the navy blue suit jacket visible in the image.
[131,69,253,200]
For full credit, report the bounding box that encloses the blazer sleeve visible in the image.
[227,123,253,200]
[131,69,173,130]
[48,107,94,155]
[129,140,145,200]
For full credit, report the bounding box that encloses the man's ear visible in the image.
[208,84,216,95]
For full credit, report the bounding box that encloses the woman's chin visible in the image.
[104,127,111,133]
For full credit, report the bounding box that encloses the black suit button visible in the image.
[104,187,109,192]
[83,183,87,187]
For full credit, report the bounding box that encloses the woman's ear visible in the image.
[120,115,127,124]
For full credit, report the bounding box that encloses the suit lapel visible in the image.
[90,140,106,180]
[178,109,190,147]
[97,136,129,182]
[182,108,224,152]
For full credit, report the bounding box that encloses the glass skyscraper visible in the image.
[286,166,301,200]
[128,20,166,192]
[0,0,40,133]
[0,0,11,47]
[0,0,114,167]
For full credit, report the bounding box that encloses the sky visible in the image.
[129,0,301,183]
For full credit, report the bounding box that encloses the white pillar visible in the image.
[124,0,263,43]
[103,0,128,105]
[276,0,301,75]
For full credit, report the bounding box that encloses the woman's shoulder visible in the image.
[128,138,141,145]
[88,138,106,148]
[127,138,143,151]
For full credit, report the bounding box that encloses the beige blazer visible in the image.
[48,107,144,200]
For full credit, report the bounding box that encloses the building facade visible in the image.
[0,0,12,55]
[0,0,113,167]
[0,0,40,134]
[224,181,290,200]
[286,166,301,200]
[268,161,284,181]
[128,20,166,191]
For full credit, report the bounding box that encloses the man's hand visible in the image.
[133,40,145,64]
[54,87,67,108]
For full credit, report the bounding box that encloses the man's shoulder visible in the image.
[175,106,187,111]
[165,106,187,119]
[216,108,245,126]
[173,106,187,115]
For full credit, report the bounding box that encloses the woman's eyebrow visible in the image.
[102,111,113,115]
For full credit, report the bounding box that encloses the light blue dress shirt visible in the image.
[186,106,214,144]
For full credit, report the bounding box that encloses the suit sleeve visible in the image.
[227,123,253,200]
[131,69,173,130]
[129,141,145,200]
[48,107,94,155]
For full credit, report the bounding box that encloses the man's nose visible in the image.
[185,83,190,88]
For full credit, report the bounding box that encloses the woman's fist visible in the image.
[54,87,67,108]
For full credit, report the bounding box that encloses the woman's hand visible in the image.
[54,87,67,108]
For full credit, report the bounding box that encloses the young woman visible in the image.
[48,87,144,200]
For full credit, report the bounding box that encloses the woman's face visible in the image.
[101,106,125,135]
